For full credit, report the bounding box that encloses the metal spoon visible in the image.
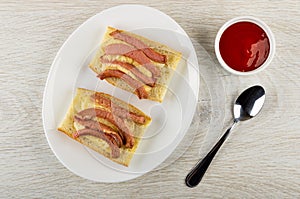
[185,85,266,188]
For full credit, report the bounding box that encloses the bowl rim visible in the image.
[215,16,276,75]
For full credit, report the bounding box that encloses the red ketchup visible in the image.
[219,21,270,72]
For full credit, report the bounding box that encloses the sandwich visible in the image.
[89,26,182,102]
[57,88,152,166]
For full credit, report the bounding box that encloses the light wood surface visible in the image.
[1,0,299,198]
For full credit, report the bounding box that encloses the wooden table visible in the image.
[1,1,299,198]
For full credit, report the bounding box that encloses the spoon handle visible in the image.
[185,121,237,188]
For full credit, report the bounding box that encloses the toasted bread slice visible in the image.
[57,88,151,167]
[89,26,182,102]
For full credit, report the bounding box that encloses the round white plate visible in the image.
[43,5,199,182]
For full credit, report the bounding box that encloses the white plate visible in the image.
[42,5,199,182]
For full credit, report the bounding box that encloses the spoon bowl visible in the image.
[185,85,266,188]
[234,85,265,121]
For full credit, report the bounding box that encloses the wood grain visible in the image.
[1,0,299,198]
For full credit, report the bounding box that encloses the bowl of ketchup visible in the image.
[215,16,275,75]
